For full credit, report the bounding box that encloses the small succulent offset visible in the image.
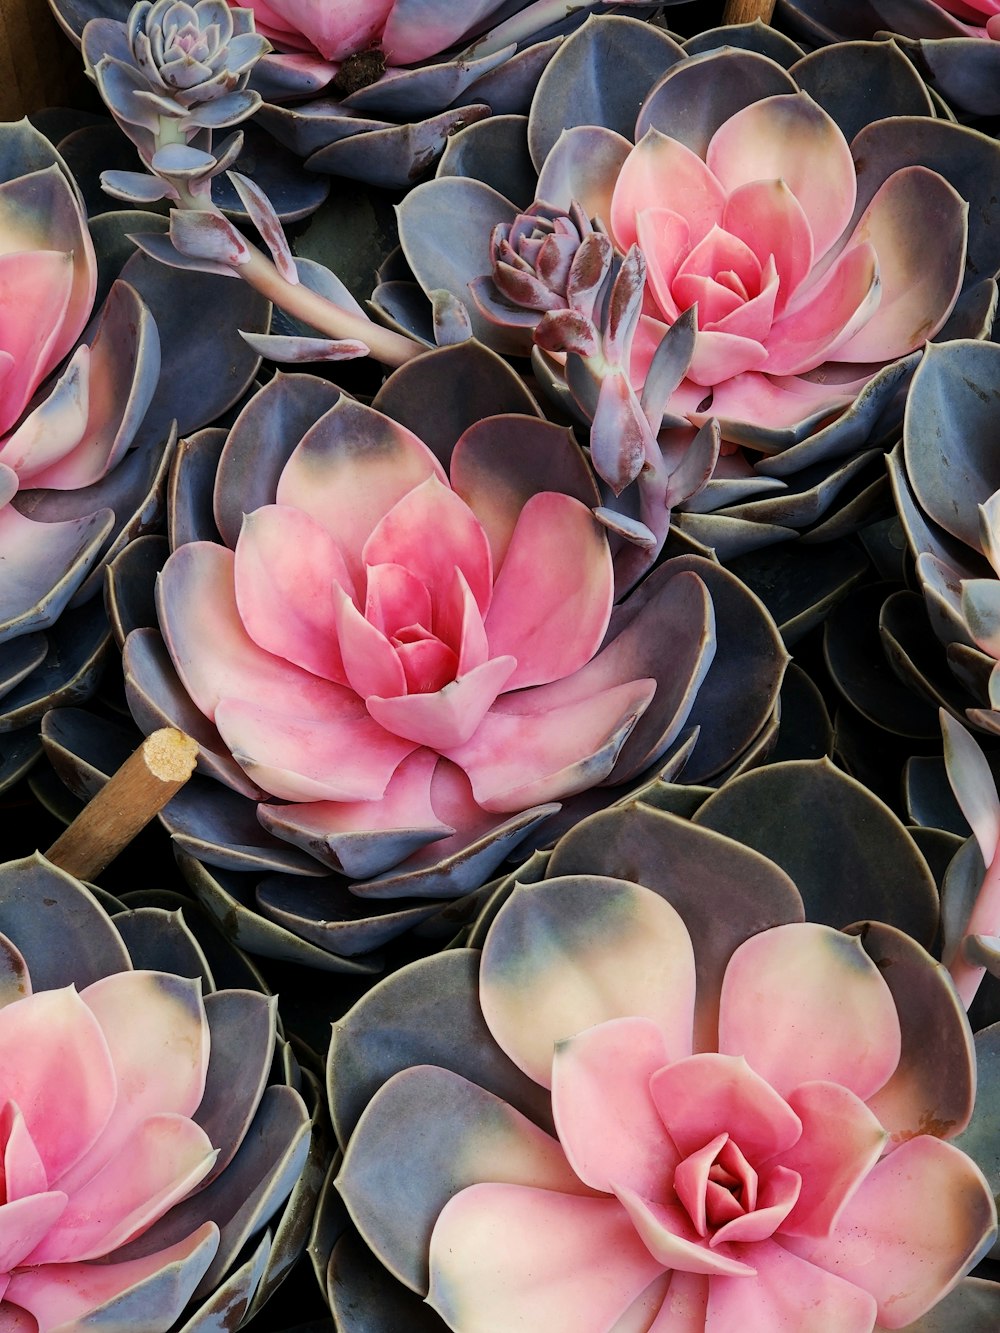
[0,853,313,1330]
[329,797,1000,1331]
[83,1,270,208]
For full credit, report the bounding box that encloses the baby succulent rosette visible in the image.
[0,852,317,1331]
[70,342,785,967]
[0,115,269,791]
[326,794,1000,1331]
[778,0,1000,115]
[389,16,1000,561]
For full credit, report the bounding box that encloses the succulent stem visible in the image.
[238,243,424,366]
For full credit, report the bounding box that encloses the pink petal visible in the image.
[365,562,430,639]
[394,634,459,694]
[0,345,89,484]
[833,166,967,363]
[5,1221,219,1331]
[0,988,115,1185]
[485,493,613,690]
[0,1193,67,1271]
[712,258,779,344]
[444,676,655,813]
[723,179,814,314]
[673,274,742,331]
[233,504,354,684]
[686,327,769,386]
[613,1186,755,1276]
[0,250,74,435]
[213,693,417,802]
[785,1136,997,1328]
[646,1272,708,1330]
[717,923,902,1102]
[611,130,725,255]
[257,747,450,878]
[362,475,493,620]
[260,0,393,61]
[650,1053,802,1163]
[706,93,856,264]
[636,208,690,322]
[550,1016,678,1198]
[761,241,880,376]
[778,1081,888,1239]
[0,1103,46,1202]
[331,582,406,700]
[275,396,445,588]
[156,542,356,723]
[674,1134,746,1236]
[367,655,517,749]
[710,1165,800,1245]
[682,368,859,434]
[673,226,763,321]
[705,1238,877,1330]
[480,877,696,1089]
[26,1113,216,1264]
[55,972,210,1196]
[428,1185,666,1332]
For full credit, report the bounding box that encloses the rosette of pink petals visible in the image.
[339,871,997,1331]
[155,393,685,878]
[609,91,967,433]
[0,971,220,1330]
[0,131,98,495]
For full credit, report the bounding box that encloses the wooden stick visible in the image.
[46,728,199,882]
[723,0,777,22]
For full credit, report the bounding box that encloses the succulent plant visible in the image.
[0,852,316,1331]
[79,2,269,208]
[384,16,1000,560]
[325,776,1000,1330]
[41,342,787,967]
[0,115,269,793]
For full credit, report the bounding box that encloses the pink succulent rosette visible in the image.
[0,971,220,1329]
[608,94,964,435]
[335,852,998,1331]
[0,852,314,1331]
[146,383,720,897]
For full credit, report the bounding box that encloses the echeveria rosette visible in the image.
[0,852,314,1331]
[330,801,1000,1331]
[145,389,711,884]
[80,2,270,209]
[778,0,1000,115]
[0,119,162,777]
[394,18,1000,557]
[71,342,785,965]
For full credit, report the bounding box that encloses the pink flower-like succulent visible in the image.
[0,132,97,494]
[611,92,967,431]
[154,392,698,879]
[0,971,220,1329]
[339,872,997,1331]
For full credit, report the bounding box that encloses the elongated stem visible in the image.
[723,0,776,21]
[239,243,423,367]
[46,728,199,881]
